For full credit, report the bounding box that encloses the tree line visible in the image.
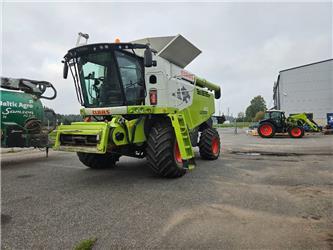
[43,106,82,125]
[236,95,267,122]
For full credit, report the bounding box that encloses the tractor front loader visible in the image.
[54,34,222,178]
[258,110,321,138]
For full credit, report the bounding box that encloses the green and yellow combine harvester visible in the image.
[54,34,222,178]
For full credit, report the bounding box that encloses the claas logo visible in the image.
[92,109,111,115]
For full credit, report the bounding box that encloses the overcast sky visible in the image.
[2,1,332,116]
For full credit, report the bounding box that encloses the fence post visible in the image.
[234,120,237,134]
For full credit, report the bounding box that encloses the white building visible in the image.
[273,59,333,125]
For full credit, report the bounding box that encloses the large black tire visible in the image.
[288,126,304,138]
[199,128,220,160]
[146,120,186,178]
[77,152,120,169]
[258,122,276,138]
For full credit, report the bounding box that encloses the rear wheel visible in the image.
[258,122,276,138]
[146,120,186,178]
[199,128,220,160]
[288,126,304,138]
[77,152,120,169]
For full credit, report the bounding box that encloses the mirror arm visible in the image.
[62,60,69,79]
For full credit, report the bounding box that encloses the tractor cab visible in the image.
[261,110,286,131]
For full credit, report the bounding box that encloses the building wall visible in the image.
[278,60,333,125]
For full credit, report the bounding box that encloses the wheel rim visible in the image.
[260,124,273,136]
[291,127,302,137]
[211,138,219,155]
[174,142,182,164]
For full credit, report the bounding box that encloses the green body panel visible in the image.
[0,90,44,127]
[180,89,215,130]
[110,116,146,146]
[53,116,147,153]
[54,122,110,154]
[127,106,178,115]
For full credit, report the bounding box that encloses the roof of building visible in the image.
[279,58,333,73]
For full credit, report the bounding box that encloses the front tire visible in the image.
[288,126,304,138]
[199,127,220,160]
[146,120,186,178]
[77,152,120,169]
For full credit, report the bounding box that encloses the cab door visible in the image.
[271,112,284,130]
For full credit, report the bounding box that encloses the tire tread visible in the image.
[77,152,119,169]
[199,127,220,160]
[146,120,186,178]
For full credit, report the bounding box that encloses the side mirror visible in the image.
[214,89,221,99]
[144,46,153,67]
[63,61,68,79]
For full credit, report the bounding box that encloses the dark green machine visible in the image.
[258,110,320,138]
[1,77,57,152]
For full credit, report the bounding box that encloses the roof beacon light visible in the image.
[76,32,89,47]
[115,37,121,43]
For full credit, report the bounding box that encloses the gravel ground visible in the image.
[1,128,333,249]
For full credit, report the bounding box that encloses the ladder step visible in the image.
[187,164,195,170]
[169,114,194,159]
[183,159,196,170]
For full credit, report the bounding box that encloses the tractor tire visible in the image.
[258,122,276,138]
[77,152,120,169]
[146,120,186,178]
[288,126,304,138]
[199,127,220,160]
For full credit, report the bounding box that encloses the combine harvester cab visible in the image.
[54,34,222,177]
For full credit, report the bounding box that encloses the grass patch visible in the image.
[73,237,97,250]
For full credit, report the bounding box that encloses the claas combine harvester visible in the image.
[54,34,222,178]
